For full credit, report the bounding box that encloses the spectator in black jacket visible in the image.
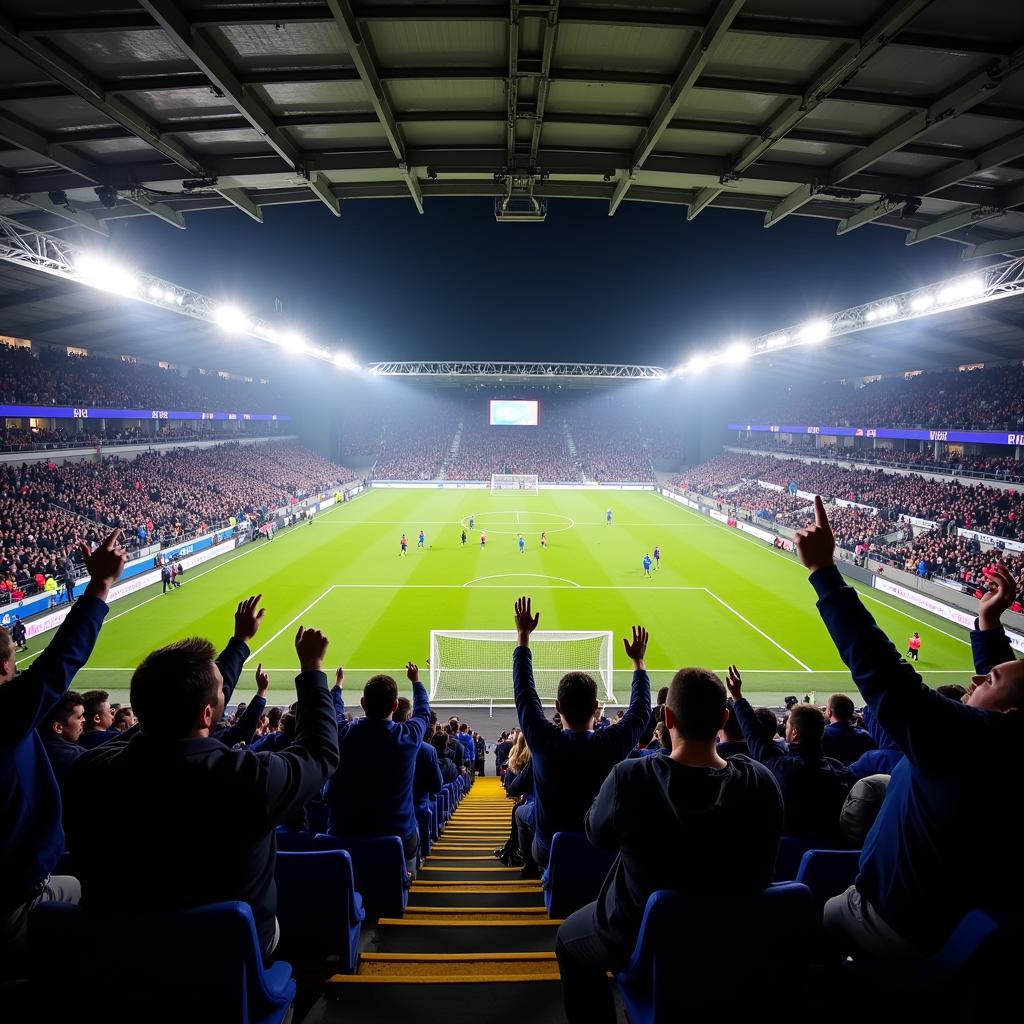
[395,697,444,819]
[0,529,127,975]
[65,598,339,958]
[823,693,876,764]
[555,666,783,1024]
[431,731,458,785]
[512,597,651,878]
[78,689,118,750]
[728,668,853,845]
[41,691,86,794]
[796,499,1024,957]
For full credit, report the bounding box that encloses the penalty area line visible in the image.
[702,588,812,673]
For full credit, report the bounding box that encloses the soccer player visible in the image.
[642,553,652,577]
[540,531,547,549]
[606,508,613,526]
[907,631,921,661]
[11,619,27,652]
[400,533,408,557]
[469,515,475,530]
[652,545,660,571]
[480,531,487,549]
[461,529,467,546]
[418,529,425,549]
[519,534,526,555]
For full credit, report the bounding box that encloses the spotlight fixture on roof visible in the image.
[213,305,251,334]
[74,253,138,296]
[901,197,922,218]
[182,176,219,191]
[94,186,119,209]
[47,190,70,209]
[798,320,830,344]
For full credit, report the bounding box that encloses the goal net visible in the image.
[429,629,614,706]
[491,473,539,495]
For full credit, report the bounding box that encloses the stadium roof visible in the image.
[0,0,1023,253]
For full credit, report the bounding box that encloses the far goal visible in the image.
[429,629,614,707]
[491,473,539,495]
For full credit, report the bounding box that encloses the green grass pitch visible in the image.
[24,487,974,707]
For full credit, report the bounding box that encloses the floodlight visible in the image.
[147,284,163,300]
[764,333,789,350]
[798,320,830,344]
[214,305,251,334]
[938,276,985,304]
[722,341,752,364]
[686,353,711,374]
[74,254,138,296]
[910,293,935,312]
[162,289,175,303]
[254,323,279,343]
[865,303,898,322]
[281,331,306,354]
[334,351,357,369]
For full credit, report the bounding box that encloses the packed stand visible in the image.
[727,482,810,520]
[0,442,354,602]
[567,399,656,482]
[737,362,1024,431]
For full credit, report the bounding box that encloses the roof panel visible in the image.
[211,21,350,65]
[0,96,115,133]
[907,0,1024,41]
[707,31,842,81]
[286,122,392,148]
[802,98,914,135]
[366,19,505,67]
[54,29,194,73]
[851,47,992,98]
[386,78,506,112]
[677,87,789,122]
[399,120,503,147]
[760,137,857,166]
[658,127,749,157]
[545,80,663,118]
[541,121,643,151]
[555,23,695,76]
[257,80,374,114]
[128,87,241,119]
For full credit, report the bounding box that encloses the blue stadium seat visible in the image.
[795,849,861,913]
[847,910,1024,1023]
[28,901,294,1024]
[274,826,315,851]
[616,883,814,1024]
[314,833,410,919]
[274,850,364,971]
[543,831,617,919]
[773,835,814,880]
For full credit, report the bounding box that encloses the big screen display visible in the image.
[489,399,539,426]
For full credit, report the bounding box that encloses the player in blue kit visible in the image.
[606,508,612,525]
[653,545,660,571]
[418,529,425,548]
[518,534,525,555]
[469,515,475,530]
[642,553,652,577]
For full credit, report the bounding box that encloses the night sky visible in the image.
[115,197,967,368]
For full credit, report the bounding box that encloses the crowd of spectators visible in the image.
[0,443,354,602]
[739,362,1024,430]
[0,343,285,414]
[1,507,1021,1020]
[779,506,891,554]
[0,422,288,454]
[726,482,810,520]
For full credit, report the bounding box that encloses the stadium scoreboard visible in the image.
[489,399,539,426]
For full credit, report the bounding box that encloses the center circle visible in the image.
[459,511,575,536]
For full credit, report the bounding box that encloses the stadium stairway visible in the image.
[312,777,565,1023]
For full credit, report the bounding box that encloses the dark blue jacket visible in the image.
[514,645,650,853]
[457,732,476,763]
[78,727,120,750]
[413,742,444,810]
[216,695,266,748]
[734,697,853,844]
[0,594,106,916]
[42,735,84,796]
[327,683,431,844]
[503,759,534,801]
[848,705,903,779]
[822,720,876,765]
[66,664,338,955]
[811,564,1024,950]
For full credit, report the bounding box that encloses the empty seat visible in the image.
[274,850,364,971]
[616,883,815,1024]
[274,827,315,851]
[795,848,861,914]
[774,835,814,881]
[314,833,410,919]
[28,901,294,1024]
[543,831,617,919]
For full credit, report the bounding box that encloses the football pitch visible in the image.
[25,487,974,708]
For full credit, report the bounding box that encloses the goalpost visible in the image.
[491,473,539,495]
[429,629,614,707]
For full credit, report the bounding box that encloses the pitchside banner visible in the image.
[872,577,1024,654]
[728,424,1024,448]
[0,403,291,421]
[957,528,1024,553]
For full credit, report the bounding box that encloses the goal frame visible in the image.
[429,628,615,707]
[490,473,539,495]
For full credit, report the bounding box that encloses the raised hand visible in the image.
[295,625,329,673]
[514,596,540,644]
[80,528,129,601]
[406,661,420,683]
[794,495,835,575]
[978,561,1018,631]
[233,594,265,643]
[726,664,743,701]
[622,625,648,666]
[334,666,345,690]
[255,663,270,696]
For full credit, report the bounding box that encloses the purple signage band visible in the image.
[0,403,291,422]
[727,424,1024,447]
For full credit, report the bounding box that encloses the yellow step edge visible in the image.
[405,906,548,916]
[410,882,542,890]
[418,866,521,873]
[407,886,544,895]
[423,855,505,861]
[377,917,562,927]
[361,952,555,963]
[328,973,559,985]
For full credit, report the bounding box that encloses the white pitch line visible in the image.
[858,592,972,647]
[244,587,336,664]
[463,573,582,588]
[702,587,813,672]
[325,583,707,590]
